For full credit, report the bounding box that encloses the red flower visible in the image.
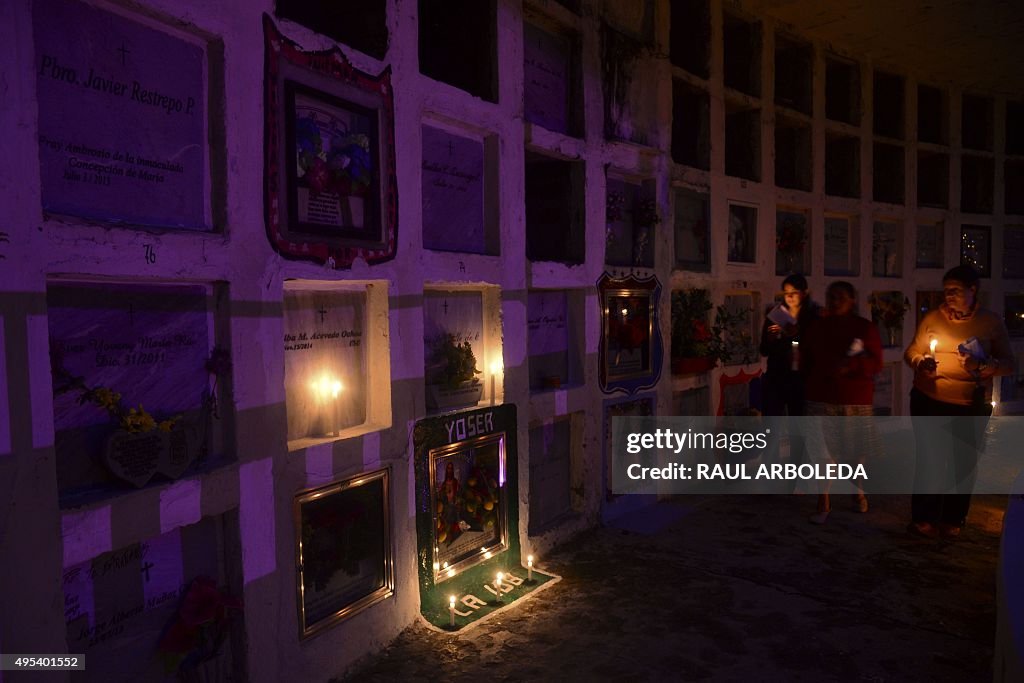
[307,157,330,194]
[158,618,196,655]
[693,320,711,342]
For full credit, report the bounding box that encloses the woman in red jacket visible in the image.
[800,281,883,524]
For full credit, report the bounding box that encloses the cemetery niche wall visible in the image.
[33,0,220,231]
[264,15,398,268]
[412,404,555,631]
[48,281,231,503]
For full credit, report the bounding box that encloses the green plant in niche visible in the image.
[670,289,749,365]
[430,334,481,390]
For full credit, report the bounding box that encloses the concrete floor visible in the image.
[344,493,1007,682]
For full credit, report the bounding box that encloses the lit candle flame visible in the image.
[311,374,343,400]
[929,339,937,355]
[449,595,456,607]
[527,555,533,566]
[490,359,503,375]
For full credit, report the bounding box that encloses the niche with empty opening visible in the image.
[873,142,904,205]
[525,152,585,264]
[276,0,388,59]
[672,79,710,170]
[917,84,947,145]
[825,133,859,198]
[1006,161,1024,215]
[961,155,994,214]
[873,71,904,139]
[775,116,811,191]
[418,0,496,101]
[774,33,812,115]
[723,13,761,97]
[961,94,993,152]
[825,55,859,125]
[670,0,709,79]
[917,151,949,209]
[725,100,761,182]
[1007,101,1024,155]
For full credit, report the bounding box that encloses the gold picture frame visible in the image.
[294,467,393,639]
[428,432,508,583]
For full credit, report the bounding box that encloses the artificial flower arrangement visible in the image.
[671,289,749,367]
[157,576,242,680]
[50,347,232,434]
[868,291,910,329]
[868,291,910,345]
[295,117,374,197]
[427,334,481,391]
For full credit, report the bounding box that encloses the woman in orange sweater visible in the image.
[904,265,1014,538]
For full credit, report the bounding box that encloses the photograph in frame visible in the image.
[604,290,653,380]
[429,432,508,582]
[295,468,393,638]
[286,82,381,241]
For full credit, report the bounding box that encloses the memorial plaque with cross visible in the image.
[524,23,571,134]
[283,288,367,442]
[33,0,209,229]
[422,126,486,254]
[63,517,233,682]
[528,291,569,390]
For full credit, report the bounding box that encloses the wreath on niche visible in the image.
[50,347,232,487]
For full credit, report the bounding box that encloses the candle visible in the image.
[310,373,344,436]
[527,555,533,581]
[495,572,503,601]
[449,595,456,626]
[790,341,799,372]
[490,360,502,406]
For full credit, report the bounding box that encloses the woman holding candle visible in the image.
[904,265,1014,539]
[758,274,820,478]
[800,281,883,523]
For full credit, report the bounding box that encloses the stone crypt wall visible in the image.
[0,0,1022,681]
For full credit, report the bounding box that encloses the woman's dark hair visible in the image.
[782,274,808,291]
[942,264,980,289]
[826,280,856,300]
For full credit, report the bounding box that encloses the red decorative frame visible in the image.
[263,15,398,268]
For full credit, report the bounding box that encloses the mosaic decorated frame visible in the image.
[598,273,664,394]
[294,468,393,639]
[264,15,397,268]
